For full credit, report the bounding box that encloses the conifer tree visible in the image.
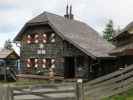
[103,20,114,42]
[4,39,13,50]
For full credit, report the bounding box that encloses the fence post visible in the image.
[0,86,2,100]
[3,84,14,100]
[76,79,84,100]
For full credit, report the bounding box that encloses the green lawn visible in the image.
[103,88,133,100]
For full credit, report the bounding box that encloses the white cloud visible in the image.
[1,0,133,48]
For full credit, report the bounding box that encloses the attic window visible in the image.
[50,33,56,43]
[42,34,47,43]
[34,34,39,44]
[27,35,32,44]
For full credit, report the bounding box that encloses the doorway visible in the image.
[64,57,75,78]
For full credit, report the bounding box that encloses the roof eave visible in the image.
[96,56,116,60]
[14,21,49,41]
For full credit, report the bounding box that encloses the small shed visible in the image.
[0,49,19,80]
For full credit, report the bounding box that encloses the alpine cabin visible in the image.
[14,6,115,79]
[111,21,133,67]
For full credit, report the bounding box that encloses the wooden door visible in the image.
[64,57,75,78]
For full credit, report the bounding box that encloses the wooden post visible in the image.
[49,68,55,83]
[0,86,3,100]
[76,79,84,100]
[3,84,13,100]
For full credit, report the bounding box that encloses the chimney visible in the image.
[69,5,74,20]
[64,5,74,20]
[64,5,69,19]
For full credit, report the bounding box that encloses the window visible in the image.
[50,33,56,43]
[42,58,56,69]
[42,59,46,68]
[37,49,46,55]
[37,50,42,55]
[39,43,44,49]
[34,59,39,68]
[26,59,31,68]
[34,34,39,44]
[26,34,37,44]
[42,50,46,54]
[26,58,56,70]
[26,58,35,68]
[27,33,56,44]
[27,35,32,44]
[42,33,47,43]
[51,38,55,43]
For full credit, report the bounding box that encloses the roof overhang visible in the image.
[14,21,49,41]
[14,21,98,59]
[13,12,113,59]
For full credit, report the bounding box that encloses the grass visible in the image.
[13,79,48,86]
[0,79,48,86]
[102,88,133,100]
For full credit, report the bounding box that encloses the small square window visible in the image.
[43,39,47,43]
[34,34,39,43]
[27,35,32,44]
[42,64,46,68]
[37,50,42,54]
[39,43,44,48]
[51,33,55,37]
[51,64,55,69]
[51,38,55,43]
[42,50,46,54]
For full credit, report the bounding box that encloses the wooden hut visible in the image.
[111,21,133,66]
[0,49,19,80]
[14,7,115,79]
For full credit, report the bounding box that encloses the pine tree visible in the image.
[103,20,114,42]
[4,39,13,50]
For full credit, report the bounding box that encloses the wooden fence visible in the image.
[0,83,79,100]
[1,64,133,100]
[83,64,133,100]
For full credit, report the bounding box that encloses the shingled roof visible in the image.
[14,12,114,58]
[113,21,133,39]
[0,49,19,59]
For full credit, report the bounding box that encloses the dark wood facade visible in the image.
[111,21,133,67]
[14,11,115,79]
[20,25,94,78]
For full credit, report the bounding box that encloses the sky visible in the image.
[1,0,133,51]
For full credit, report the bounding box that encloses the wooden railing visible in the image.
[0,83,77,100]
[83,64,133,100]
[1,64,133,100]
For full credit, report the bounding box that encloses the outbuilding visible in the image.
[0,49,19,80]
